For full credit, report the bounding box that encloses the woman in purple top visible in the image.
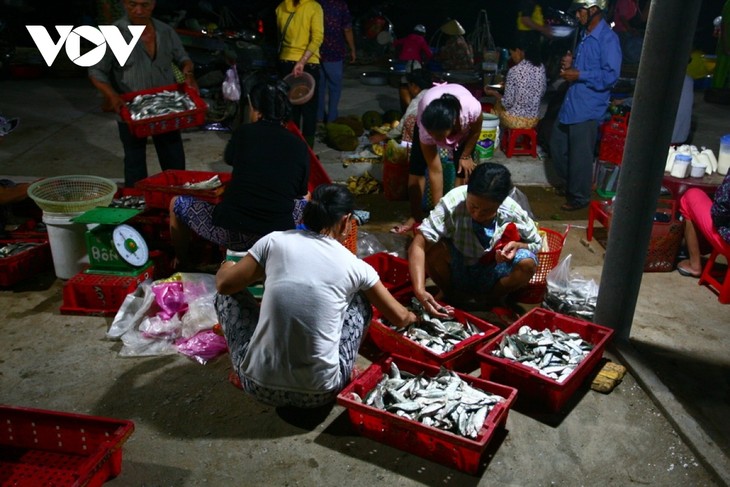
[317,0,356,123]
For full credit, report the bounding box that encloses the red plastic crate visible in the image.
[0,238,52,287]
[134,170,232,209]
[60,266,154,316]
[120,82,207,138]
[337,355,517,474]
[476,308,615,413]
[368,293,501,372]
[363,252,412,294]
[0,404,134,487]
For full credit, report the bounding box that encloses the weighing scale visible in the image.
[72,207,153,276]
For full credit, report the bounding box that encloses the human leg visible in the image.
[300,64,320,147]
[549,120,569,186]
[399,84,411,113]
[152,130,186,172]
[564,120,597,209]
[169,196,192,270]
[335,292,372,390]
[317,63,328,122]
[324,61,344,122]
[678,188,717,276]
[424,240,454,299]
[395,123,428,233]
[487,250,537,301]
[215,290,261,394]
[171,195,260,269]
[117,121,148,188]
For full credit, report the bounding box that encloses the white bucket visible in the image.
[476,113,500,161]
[42,211,89,279]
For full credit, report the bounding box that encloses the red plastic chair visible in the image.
[699,245,730,304]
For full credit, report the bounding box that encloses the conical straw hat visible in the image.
[440,19,465,36]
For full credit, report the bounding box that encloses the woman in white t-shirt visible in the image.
[215,184,419,408]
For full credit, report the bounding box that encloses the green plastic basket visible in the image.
[28,175,118,213]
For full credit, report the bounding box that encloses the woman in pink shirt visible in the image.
[392,83,482,235]
[393,25,433,110]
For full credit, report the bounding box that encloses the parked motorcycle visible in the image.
[166,2,277,130]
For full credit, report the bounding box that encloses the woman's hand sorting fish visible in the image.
[413,291,455,319]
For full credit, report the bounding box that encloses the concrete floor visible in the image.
[0,65,728,486]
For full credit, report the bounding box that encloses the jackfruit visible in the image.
[333,134,359,151]
[334,115,364,136]
[326,123,359,151]
[361,110,383,130]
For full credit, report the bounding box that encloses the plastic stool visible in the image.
[501,127,538,158]
[698,248,730,304]
[587,201,611,241]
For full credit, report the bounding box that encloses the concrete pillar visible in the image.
[593,0,703,341]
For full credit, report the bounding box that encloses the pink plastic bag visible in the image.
[175,330,229,365]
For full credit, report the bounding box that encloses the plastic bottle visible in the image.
[718,134,730,175]
[670,153,691,178]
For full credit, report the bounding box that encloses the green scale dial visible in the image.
[72,207,153,275]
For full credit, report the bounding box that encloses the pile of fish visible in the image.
[543,281,597,320]
[182,175,223,190]
[350,362,505,439]
[0,242,41,258]
[126,90,197,121]
[110,194,145,209]
[381,298,482,355]
[491,325,594,383]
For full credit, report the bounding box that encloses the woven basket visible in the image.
[28,175,117,213]
[342,219,358,254]
[513,227,569,304]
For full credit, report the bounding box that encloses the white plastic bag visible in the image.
[222,66,240,102]
[108,273,218,357]
[543,254,599,320]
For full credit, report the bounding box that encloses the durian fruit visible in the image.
[326,123,359,151]
[361,110,383,130]
[334,115,364,136]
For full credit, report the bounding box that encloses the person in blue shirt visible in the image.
[549,0,621,211]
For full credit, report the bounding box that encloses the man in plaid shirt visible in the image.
[408,163,542,316]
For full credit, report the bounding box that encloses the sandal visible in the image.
[676,263,701,278]
[560,201,589,212]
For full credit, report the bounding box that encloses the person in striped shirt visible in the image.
[408,163,541,316]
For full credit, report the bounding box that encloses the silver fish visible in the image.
[491,325,594,383]
[364,364,505,439]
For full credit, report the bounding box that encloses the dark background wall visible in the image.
[0,0,724,54]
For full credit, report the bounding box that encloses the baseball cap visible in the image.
[414,24,426,34]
